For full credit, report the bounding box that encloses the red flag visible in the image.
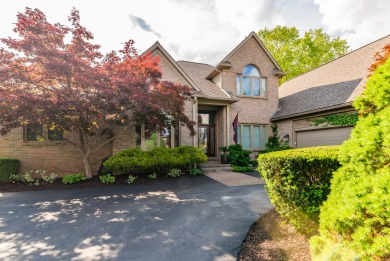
[232,113,238,144]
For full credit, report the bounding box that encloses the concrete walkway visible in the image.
[0,172,273,261]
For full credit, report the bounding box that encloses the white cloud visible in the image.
[0,0,389,65]
[314,0,390,50]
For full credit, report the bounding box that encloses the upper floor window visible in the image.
[236,65,267,97]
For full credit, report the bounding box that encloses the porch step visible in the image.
[200,163,231,168]
[200,160,232,173]
[202,166,233,173]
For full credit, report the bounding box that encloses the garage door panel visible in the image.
[296,127,353,148]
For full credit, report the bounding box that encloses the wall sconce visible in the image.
[283,134,290,142]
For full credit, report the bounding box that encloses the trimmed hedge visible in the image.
[257,146,340,235]
[0,158,20,183]
[103,146,207,175]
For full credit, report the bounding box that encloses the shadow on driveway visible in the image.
[0,174,273,261]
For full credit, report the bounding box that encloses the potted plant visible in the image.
[219,146,230,164]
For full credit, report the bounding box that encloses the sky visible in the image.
[0,0,389,65]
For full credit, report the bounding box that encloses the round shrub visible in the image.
[258,146,340,235]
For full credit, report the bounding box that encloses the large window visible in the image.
[236,65,267,97]
[237,124,267,150]
[25,125,63,142]
[136,123,179,150]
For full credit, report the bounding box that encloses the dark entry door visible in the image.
[198,112,216,157]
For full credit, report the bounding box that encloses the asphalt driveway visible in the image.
[0,172,273,261]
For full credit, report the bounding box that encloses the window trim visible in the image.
[237,124,267,150]
[236,65,267,97]
[136,122,179,150]
[24,125,64,143]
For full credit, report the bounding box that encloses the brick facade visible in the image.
[0,33,282,176]
[153,49,196,147]
[0,127,112,177]
[223,37,280,145]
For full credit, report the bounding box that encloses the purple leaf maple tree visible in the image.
[0,8,195,178]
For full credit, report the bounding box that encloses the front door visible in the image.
[198,112,216,157]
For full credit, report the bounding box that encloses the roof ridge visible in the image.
[142,42,201,92]
[281,34,390,85]
[177,60,213,67]
[219,31,283,71]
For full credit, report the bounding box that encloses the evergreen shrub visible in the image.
[258,146,340,235]
[227,144,251,167]
[0,158,20,183]
[310,53,390,260]
[103,146,207,175]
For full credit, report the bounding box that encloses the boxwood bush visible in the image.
[103,146,207,175]
[0,158,20,183]
[257,146,340,235]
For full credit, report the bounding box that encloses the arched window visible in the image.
[236,65,267,97]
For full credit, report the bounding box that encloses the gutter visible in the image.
[271,102,354,121]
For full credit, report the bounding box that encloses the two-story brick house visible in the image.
[141,31,285,156]
[2,32,388,175]
[0,32,285,175]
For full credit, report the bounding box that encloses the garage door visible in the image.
[296,127,353,148]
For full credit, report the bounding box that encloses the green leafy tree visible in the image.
[258,26,349,84]
[310,43,390,260]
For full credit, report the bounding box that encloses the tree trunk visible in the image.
[82,156,93,179]
[78,131,93,179]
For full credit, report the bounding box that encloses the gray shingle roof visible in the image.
[177,61,231,98]
[272,35,390,120]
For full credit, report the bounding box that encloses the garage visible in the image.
[296,127,353,148]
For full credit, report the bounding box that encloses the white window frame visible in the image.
[237,124,267,150]
[236,65,267,97]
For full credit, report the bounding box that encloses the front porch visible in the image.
[195,97,236,159]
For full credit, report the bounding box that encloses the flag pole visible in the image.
[232,112,239,145]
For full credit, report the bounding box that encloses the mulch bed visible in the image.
[239,209,311,261]
[0,174,186,193]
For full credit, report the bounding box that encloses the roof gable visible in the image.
[143,42,200,91]
[222,32,283,71]
[206,32,285,79]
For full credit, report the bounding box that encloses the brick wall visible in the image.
[153,49,196,147]
[0,127,112,177]
[180,100,195,146]
[274,120,293,147]
[224,37,280,146]
[112,125,135,154]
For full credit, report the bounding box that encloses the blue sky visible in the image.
[0,0,388,65]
